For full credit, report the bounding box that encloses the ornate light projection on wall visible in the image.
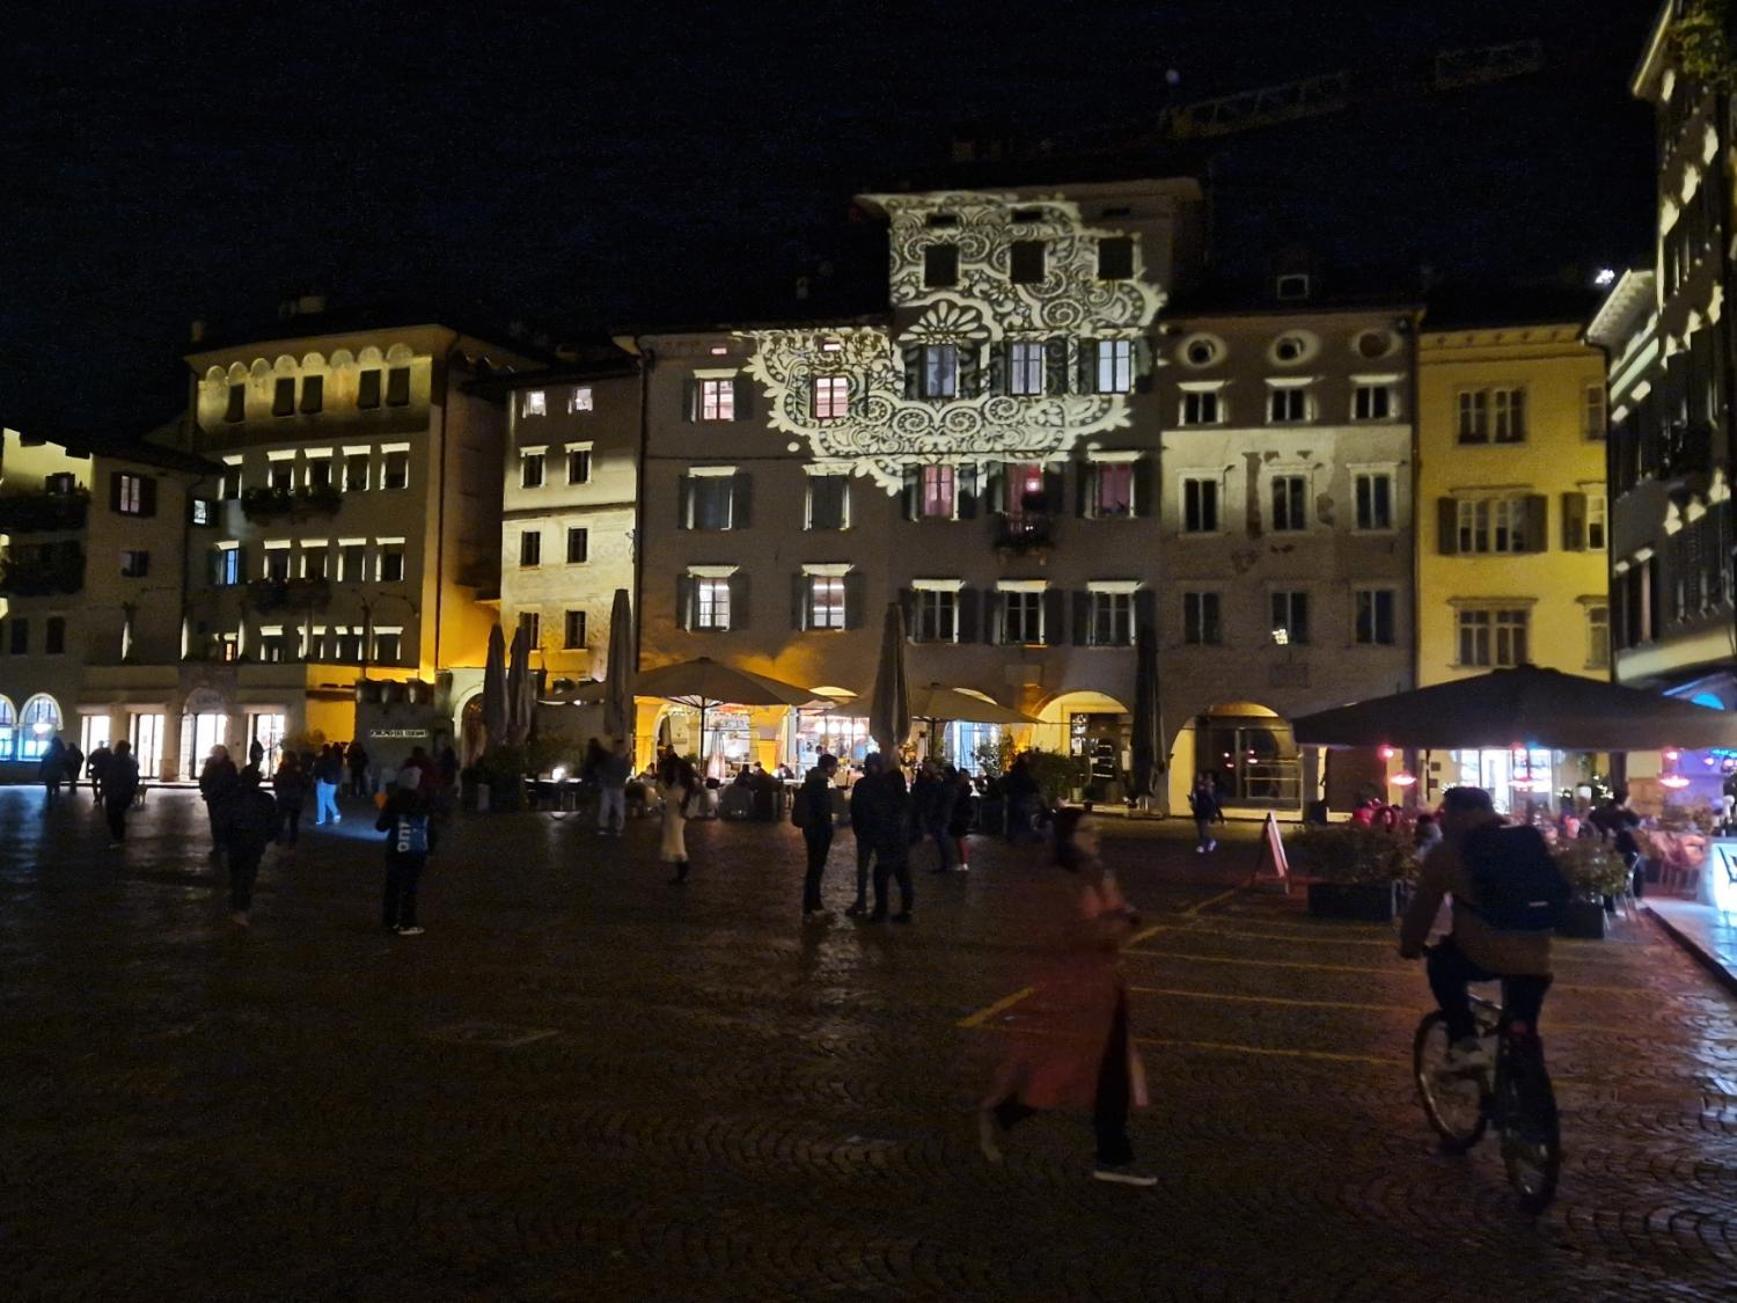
[741,192,1167,491]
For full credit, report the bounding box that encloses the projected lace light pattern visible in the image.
[742,192,1166,492]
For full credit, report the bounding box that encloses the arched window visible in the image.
[0,695,16,761]
[17,694,62,762]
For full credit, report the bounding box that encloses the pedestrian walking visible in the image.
[925,762,960,873]
[312,744,343,825]
[248,736,265,769]
[796,753,840,919]
[1188,773,1221,854]
[219,766,278,928]
[855,755,913,923]
[199,744,239,859]
[597,738,631,835]
[1004,756,1040,841]
[346,741,370,798]
[657,754,699,883]
[63,740,84,798]
[377,769,437,935]
[102,740,140,847]
[40,735,67,804]
[87,740,112,805]
[949,767,976,871]
[272,751,308,845]
[978,807,1154,1186]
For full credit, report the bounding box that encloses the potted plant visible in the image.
[1289,825,1417,922]
[1553,840,1630,940]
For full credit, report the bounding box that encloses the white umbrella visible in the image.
[603,587,635,743]
[868,602,911,756]
[635,657,818,763]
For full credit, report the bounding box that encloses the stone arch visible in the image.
[249,357,272,380]
[385,343,414,364]
[205,364,228,385]
[272,354,298,375]
[299,351,327,372]
[357,344,384,366]
[17,693,63,761]
[1168,700,1304,814]
[228,361,250,383]
[0,693,16,761]
[329,348,356,369]
[1029,689,1131,797]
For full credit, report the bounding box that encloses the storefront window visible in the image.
[1199,716,1300,807]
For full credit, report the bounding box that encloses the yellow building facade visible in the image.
[1415,322,1610,808]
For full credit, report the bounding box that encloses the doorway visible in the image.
[131,713,164,779]
[80,715,111,757]
[247,712,287,775]
[180,712,229,780]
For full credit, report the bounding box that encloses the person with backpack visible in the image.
[795,752,839,920]
[376,769,437,935]
[1399,786,1562,1073]
[219,766,280,928]
[101,740,141,848]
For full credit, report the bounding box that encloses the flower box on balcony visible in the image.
[0,490,90,533]
[240,484,344,522]
[246,576,332,612]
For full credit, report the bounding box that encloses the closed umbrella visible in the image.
[868,602,911,756]
[1292,665,1737,752]
[481,623,508,749]
[1130,618,1163,806]
[506,622,532,747]
[602,587,635,743]
[635,657,820,764]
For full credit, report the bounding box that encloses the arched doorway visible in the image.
[1034,690,1131,800]
[16,694,59,762]
[180,687,232,778]
[456,690,485,767]
[1175,701,1302,810]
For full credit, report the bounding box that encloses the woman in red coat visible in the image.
[978,808,1154,1186]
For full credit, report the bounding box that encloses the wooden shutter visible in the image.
[901,344,922,400]
[732,375,755,422]
[986,590,1005,645]
[984,463,1005,515]
[1523,494,1549,553]
[791,573,808,631]
[1437,498,1458,555]
[901,466,922,521]
[1042,465,1065,514]
[1076,339,1097,394]
[681,377,697,422]
[139,475,158,518]
[108,472,123,513]
[844,572,867,629]
[729,572,751,630]
[732,473,753,529]
[898,587,915,638]
[1134,588,1158,637]
[957,344,981,398]
[957,463,979,519]
[1132,456,1156,519]
[957,588,980,643]
[987,343,1008,397]
[1134,337,1156,394]
[1072,590,1091,645]
[1561,491,1587,551]
[1044,338,1069,396]
[1076,460,1092,518]
[677,476,692,530]
[676,575,693,631]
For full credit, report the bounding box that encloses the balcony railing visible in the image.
[240,484,344,522]
[0,542,85,596]
[246,576,332,612]
[993,512,1055,553]
[0,489,89,533]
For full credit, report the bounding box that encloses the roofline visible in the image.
[1170,300,1424,322]
[854,176,1203,216]
[183,321,535,368]
[626,313,890,341]
[1586,268,1658,346]
[1631,0,1675,99]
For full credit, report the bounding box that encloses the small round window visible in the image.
[1355,329,1396,360]
[1179,334,1224,368]
[1274,335,1307,362]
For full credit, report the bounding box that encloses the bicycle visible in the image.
[1413,975,1561,1214]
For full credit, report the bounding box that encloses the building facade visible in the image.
[1415,321,1610,808]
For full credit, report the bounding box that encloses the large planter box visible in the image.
[1307,881,1399,923]
[1556,897,1607,940]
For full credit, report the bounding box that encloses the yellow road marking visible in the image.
[1124,924,1171,946]
[1129,985,1405,1013]
[1132,1034,1404,1067]
[1182,887,1240,917]
[957,986,1037,1029]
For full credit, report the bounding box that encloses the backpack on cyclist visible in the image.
[1461,823,1570,932]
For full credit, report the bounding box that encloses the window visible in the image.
[357,369,382,409]
[1493,387,1526,442]
[45,473,76,495]
[8,618,25,655]
[1586,493,1607,550]
[45,617,65,655]
[1455,498,1529,554]
[220,462,243,500]
[113,473,150,516]
[339,543,367,583]
[808,474,849,530]
[191,498,216,526]
[258,631,286,664]
[1459,388,1526,442]
[300,375,324,414]
[517,611,541,646]
[374,631,402,665]
[1270,591,1310,645]
[1003,590,1043,644]
[225,383,246,423]
[809,576,847,630]
[306,456,332,489]
[913,588,958,643]
[18,695,60,756]
[1095,339,1133,394]
[1010,240,1045,284]
[1352,383,1393,421]
[923,243,959,288]
[1097,236,1134,280]
[568,386,594,413]
[262,462,292,493]
[1091,462,1134,518]
[565,528,588,564]
[1271,475,1307,531]
[120,549,149,578]
[1354,471,1393,530]
[699,377,735,421]
[1183,592,1222,645]
[344,453,369,492]
[213,547,241,586]
[382,451,409,490]
[1089,590,1134,647]
[1457,607,1529,667]
[695,578,731,631]
[921,464,956,519]
[567,449,592,484]
[1354,589,1396,645]
[521,453,545,489]
[1180,390,1221,426]
[1009,341,1045,396]
[921,344,957,400]
[563,610,587,649]
[264,546,291,581]
[1268,386,1309,423]
[1273,335,1309,364]
[1584,383,1607,440]
[1182,476,1219,533]
[813,375,849,420]
[1456,390,1488,442]
[519,531,542,567]
[688,476,735,530]
[272,377,295,416]
[378,542,406,583]
[522,390,546,417]
[1005,463,1047,517]
[1587,604,1610,669]
[386,366,411,407]
[301,546,327,580]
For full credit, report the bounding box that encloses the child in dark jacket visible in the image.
[377,769,438,936]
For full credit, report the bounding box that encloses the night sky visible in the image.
[3,0,1658,435]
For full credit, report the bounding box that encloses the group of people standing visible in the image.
[44,735,144,846]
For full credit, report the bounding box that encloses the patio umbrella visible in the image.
[481,623,508,749]
[1292,665,1737,753]
[635,657,819,763]
[1129,618,1164,805]
[506,622,532,747]
[602,587,635,743]
[867,602,911,755]
[906,683,1035,727]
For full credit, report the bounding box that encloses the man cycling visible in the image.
[1399,786,1559,1071]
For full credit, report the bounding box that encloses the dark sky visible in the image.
[2,0,1659,433]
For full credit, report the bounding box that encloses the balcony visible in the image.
[0,489,89,533]
[993,512,1055,554]
[240,483,344,522]
[1657,419,1715,481]
[246,576,332,612]
[0,542,85,596]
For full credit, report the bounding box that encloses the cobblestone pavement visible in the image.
[2,788,1736,1300]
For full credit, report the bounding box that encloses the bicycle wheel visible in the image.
[1498,1044,1561,1214]
[1413,1012,1487,1152]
